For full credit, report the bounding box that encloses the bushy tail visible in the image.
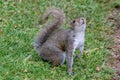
[34,8,65,52]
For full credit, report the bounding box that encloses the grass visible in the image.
[0,0,119,80]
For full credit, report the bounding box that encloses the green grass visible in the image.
[0,0,118,80]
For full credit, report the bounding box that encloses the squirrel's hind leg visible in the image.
[52,52,66,67]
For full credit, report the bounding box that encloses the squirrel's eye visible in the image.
[73,20,75,23]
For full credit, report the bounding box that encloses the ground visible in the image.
[0,0,120,80]
[107,6,120,80]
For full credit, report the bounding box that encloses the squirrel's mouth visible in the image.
[81,18,85,25]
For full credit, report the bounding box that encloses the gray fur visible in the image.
[34,8,86,75]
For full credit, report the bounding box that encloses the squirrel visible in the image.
[34,8,86,75]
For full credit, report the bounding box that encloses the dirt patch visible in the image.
[106,5,120,79]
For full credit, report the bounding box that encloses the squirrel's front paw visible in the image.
[68,69,73,75]
[76,53,82,58]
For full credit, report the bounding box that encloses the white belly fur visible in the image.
[73,32,85,50]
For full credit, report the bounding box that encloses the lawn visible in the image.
[0,0,119,80]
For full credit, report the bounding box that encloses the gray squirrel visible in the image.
[34,8,86,75]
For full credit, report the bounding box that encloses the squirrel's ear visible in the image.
[68,21,73,28]
[68,20,76,26]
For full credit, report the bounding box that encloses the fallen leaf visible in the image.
[96,66,101,72]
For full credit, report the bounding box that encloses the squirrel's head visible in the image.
[69,17,86,31]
